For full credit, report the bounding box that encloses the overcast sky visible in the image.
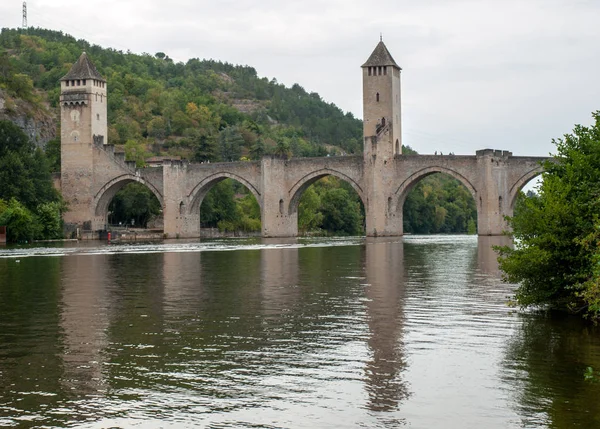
[1,0,599,156]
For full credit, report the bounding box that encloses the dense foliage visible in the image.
[497,112,600,321]
[0,27,363,160]
[108,183,161,228]
[0,120,63,242]
[403,173,477,234]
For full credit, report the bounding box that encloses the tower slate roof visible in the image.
[362,41,401,69]
[61,52,105,81]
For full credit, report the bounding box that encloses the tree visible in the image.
[320,187,363,235]
[0,198,37,243]
[218,127,244,162]
[298,186,323,233]
[496,111,600,321]
[108,183,161,227]
[0,120,59,209]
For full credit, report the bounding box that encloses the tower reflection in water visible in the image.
[363,238,410,412]
[60,255,112,395]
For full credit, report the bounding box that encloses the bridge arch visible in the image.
[508,166,544,209]
[187,172,262,214]
[287,168,366,216]
[393,166,477,213]
[94,174,164,218]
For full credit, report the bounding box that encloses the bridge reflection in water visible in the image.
[4,236,598,427]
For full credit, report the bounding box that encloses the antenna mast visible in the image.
[22,2,27,29]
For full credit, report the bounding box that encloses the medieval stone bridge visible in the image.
[67,139,546,238]
[58,46,547,238]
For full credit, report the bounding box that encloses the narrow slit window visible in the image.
[376,92,379,102]
[279,199,284,215]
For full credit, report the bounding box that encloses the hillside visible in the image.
[0,27,363,161]
[0,27,478,237]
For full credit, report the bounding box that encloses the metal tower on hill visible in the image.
[22,2,27,29]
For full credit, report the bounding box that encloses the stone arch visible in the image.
[393,166,477,213]
[187,172,262,215]
[508,166,544,209]
[93,174,164,218]
[287,168,365,216]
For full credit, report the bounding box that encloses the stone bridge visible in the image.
[58,46,547,238]
[63,139,546,238]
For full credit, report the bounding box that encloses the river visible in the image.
[1,236,599,428]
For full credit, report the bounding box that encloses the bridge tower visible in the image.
[60,52,108,232]
[362,39,403,236]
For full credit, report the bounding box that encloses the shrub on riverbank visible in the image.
[497,111,600,322]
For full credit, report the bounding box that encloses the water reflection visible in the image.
[3,238,600,427]
[363,238,409,412]
[260,245,299,318]
[60,255,111,395]
[477,236,512,276]
[503,312,600,428]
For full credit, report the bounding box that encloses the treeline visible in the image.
[0,27,362,163]
[403,173,477,234]
[0,120,63,242]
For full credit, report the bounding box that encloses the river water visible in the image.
[1,236,599,428]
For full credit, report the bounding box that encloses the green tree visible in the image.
[108,183,161,227]
[124,139,147,167]
[496,111,600,321]
[0,120,59,209]
[320,187,363,235]
[45,137,61,172]
[218,127,244,162]
[298,186,323,233]
[0,198,38,242]
[36,201,64,240]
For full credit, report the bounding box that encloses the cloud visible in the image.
[1,0,599,156]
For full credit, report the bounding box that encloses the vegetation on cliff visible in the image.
[0,27,362,160]
[0,120,63,242]
[497,112,600,322]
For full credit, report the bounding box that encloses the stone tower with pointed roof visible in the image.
[362,39,402,157]
[362,40,403,236]
[60,52,108,230]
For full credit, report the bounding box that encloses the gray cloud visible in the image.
[1,0,599,157]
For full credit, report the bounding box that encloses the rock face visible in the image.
[0,89,57,149]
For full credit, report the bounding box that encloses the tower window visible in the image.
[376,92,379,102]
[383,67,387,75]
[82,79,86,85]
[77,80,81,86]
[97,114,100,120]
[66,81,69,87]
[368,67,372,76]
[279,199,284,215]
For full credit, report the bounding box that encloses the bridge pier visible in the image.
[163,161,200,239]
[474,150,512,236]
[261,157,298,238]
